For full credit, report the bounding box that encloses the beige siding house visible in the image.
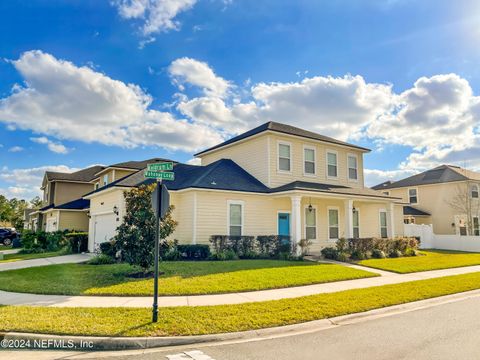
[85,122,404,254]
[373,165,480,236]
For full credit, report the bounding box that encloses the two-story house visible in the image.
[84,122,404,253]
[373,165,480,236]
[27,166,104,232]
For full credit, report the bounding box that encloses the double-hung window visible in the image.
[353,210,360,238]
[473,217,480,236]
[471,185,479,199]
[379,210,388,238]
[408,188,418,204]
[348,154,358,181]
[305,207,317,239]
[103,174,109,186]
[327,151,338,178]
[278,143,291,172]
[328,208,339,239]
[228,202,243,236]
[304,147,316,175]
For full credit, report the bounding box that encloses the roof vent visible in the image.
[211,181,217,185]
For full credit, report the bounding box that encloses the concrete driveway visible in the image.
[0,253,93,272]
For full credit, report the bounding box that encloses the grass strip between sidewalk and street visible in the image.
[2,271,480,337]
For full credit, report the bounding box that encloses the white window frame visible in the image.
[94,182,99,190]
[103,174,109,186]
[303,145,317,177]
[473,216,480,236]
[277,141,292,174]
[352,208,360,239]
[327,206,340,241]
[379,209,388,238]
[408,188,418,204]
[347,153,358,182]
[471,184,479,199]
[304,205,317,240]
[227,200,244,236]
[326,150,339,180]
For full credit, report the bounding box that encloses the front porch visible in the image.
[273,192,401,253]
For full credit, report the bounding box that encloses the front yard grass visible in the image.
[0,251,65,263]
[2,271,480,337]
[0,260,377,296]
[359,250,480,273]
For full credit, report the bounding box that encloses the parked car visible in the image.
[0,228,18,246]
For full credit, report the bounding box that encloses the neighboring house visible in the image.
[28,166,104,232]
[85,122,405,253]
[372,165,480,236]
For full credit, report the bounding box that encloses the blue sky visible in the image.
[1,0,480,199]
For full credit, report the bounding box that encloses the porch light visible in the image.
[308,198,313,212]
[113,205,119,215]
[353,207,357,213]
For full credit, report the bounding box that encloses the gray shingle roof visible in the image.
[46,165,105,182]
[109,158,176,170]
[403,205,430,216]
[195,121,371,156]
[55,198,90,210]
[379,165,480,190]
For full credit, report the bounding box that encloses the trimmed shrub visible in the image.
[99,241,116,257]
[336,252,349,262]
[257,235,295,258]
[177,245,211,260]
[19,230,67,253]
[209,250,238,261]
[350,250,367,261]
[321,247,338,260]
[87,254,116,265]
[389,249,403,258]
[371,249,386,259]
[405,247,419,257]
[65,232,88,254]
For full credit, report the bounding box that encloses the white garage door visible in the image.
[93,213,117,249]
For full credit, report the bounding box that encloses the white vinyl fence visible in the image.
[404,224,480,252]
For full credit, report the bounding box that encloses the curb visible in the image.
[2,289,480,351]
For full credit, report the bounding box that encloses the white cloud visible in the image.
[8,146,24,153]
[113,0,197,36]
[31,137,69,154]
[364,168,417,187]
[169,57,231,97]
[0,165,79,199]
[0,50,223,152]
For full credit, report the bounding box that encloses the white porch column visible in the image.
[344,199,354,239]
[290,196,302,250]
[388,202,396,238]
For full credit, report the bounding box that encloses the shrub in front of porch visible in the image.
[321,237,420,262]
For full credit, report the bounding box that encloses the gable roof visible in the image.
[194,121,371,156]
[109,158,176,171]
[45,165,105,183]
[55,198,90,210]
[371,181,393,191]
[379,165,480,190]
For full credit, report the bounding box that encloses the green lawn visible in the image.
[0,251,65,263]
[0,260,376,296]
[2,271,480,337]
[359,250,480,274]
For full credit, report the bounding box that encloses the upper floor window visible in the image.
[328,208,339,239]
[471,184,479,199]
[103,174,109,186]
[303,147,316,175]
[348,154,358,180]
[94,183,99,190]
[379,210,388,238]
[408,188,418,204]
[43,184,49,202]
[278,143,291,172]
[327,151,338,178]
[228,201,243,236]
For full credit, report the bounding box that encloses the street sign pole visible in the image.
[152,178,161,323]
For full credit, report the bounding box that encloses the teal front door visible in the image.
[278,213,291,236]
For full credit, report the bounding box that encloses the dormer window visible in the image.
[278,142,291,172]
[95,182,99,190]
[103,174,108,186]
[471,184,479,199]
[327,151,338,178]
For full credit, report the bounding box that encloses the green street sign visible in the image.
[144,171,175,180]
[147,162,174,171]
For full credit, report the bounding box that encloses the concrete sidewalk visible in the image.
[0,248,20,255]
[1,263,480,308]
[0,253,93,271]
